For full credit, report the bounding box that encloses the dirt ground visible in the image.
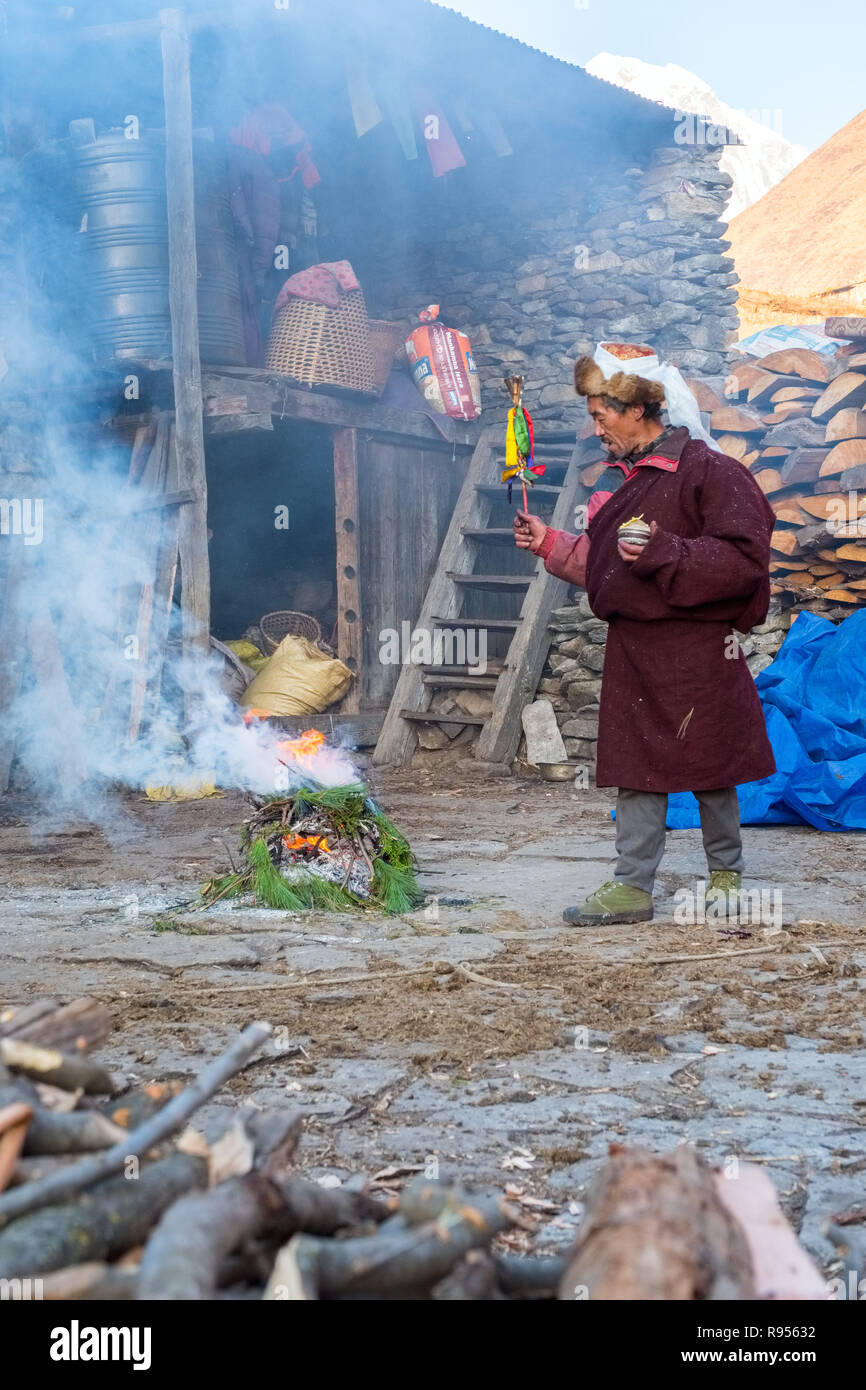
[2,764,864,1276]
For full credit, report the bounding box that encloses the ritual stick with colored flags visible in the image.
[502,376,545,511]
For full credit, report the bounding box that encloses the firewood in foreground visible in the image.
[0,1151,208,1280]
[23,1108,128,1156]
[0,1083,128,1157]
[264,1188,517,1299]
[492,1251,568,1297]
[557,1143,756,1300]
[0,1021,271,1227]
[432,1250,503,1300]
[39,1260,139,1301]
[7,1154,83,1188]
[0,1037,116,1096]
[0,1103,33,1194]
[137,1173,388,1300]
[0,998,113,1054]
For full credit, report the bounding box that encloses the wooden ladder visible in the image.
[372,423,586,768]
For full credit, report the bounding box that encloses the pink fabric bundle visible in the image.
[274,261,362,312]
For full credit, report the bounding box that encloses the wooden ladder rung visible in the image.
[447,573,533,588]
[421,673,499,689]
[461,527,525,543]
[399,709,487,725]
[431,616,521,630]
[420,662,503,676]
[475,483,562,498]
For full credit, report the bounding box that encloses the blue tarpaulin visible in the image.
[666,610,866,831]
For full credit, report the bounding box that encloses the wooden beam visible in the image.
[160,9,210,676]
[198,369,477,449]
[141,439,182,736]
[0,541,28,793]
[126,415,172,743]
[333,429,362,714]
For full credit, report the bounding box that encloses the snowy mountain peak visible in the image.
[586,52,808,219]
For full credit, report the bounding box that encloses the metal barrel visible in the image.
[74,134,246,364]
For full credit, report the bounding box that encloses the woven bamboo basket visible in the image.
[259,610,322,654]
[265,289,376,393]
[367,318,406,395]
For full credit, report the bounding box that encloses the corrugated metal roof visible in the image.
[423,0,682,120]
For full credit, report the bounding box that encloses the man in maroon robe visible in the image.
[514,354,776,925]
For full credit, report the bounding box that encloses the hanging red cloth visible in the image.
[409,83,466,177]
[230,103,321,188]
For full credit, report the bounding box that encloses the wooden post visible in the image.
[0,543,28,793]
[160,8,210,680]
[332,429,362,713]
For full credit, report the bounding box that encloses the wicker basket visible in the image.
[259,610,322,654]
[265,289,376,393]
[368,318,406,395]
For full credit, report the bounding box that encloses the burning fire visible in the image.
[283,832,331,854]
[277,729,326,764]
[243,710,327,773]
[243,708,272,725]
[242,710,355,791]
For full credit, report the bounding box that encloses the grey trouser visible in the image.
[613,787,743,894]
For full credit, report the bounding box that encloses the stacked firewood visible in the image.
[0,1002,831,1299]
[0,1003,560,1300]
[685,320,866,615]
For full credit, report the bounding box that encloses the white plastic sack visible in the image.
[592,343,714,448]
[737,323,845,358]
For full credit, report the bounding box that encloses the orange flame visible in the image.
[243,707,272,725]
[283,832,331,855]
[276,728,326,765]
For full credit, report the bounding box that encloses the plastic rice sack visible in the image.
[240,635,353,716]
[405,305,481,419]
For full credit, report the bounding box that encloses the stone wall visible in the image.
[363,139,740,419]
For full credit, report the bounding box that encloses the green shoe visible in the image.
[563,880,653,926]
[705,870,742,919]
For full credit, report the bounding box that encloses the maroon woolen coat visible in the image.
[538,434,777,792]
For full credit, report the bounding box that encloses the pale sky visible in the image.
[443,0,865,151]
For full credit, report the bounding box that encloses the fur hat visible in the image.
[574,354,666,407]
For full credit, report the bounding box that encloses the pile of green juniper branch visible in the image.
[201,782,422,915]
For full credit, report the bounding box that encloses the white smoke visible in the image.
[1,104,363,820]
[3,426,357,815]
